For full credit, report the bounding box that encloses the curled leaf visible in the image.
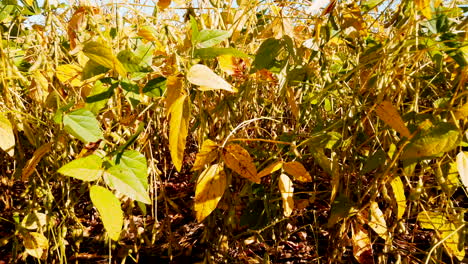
[283,161,312,182]
[278,173,294,217]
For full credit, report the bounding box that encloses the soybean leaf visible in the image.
[278,173,294,217]
[195,29,230,48]
[57,154,104,181]
[222,144,259,183]
[114,150,148,191]
[194,163,226,222]
[85,80,113,114]
[63,108,104,144]
[194,47,248,59]
[168,94,190,172]
[143,76,166,97]
[104,165,151,204]
[187,64,236,92]
[89,185,123,241]
[0,113,15,157]
[401,122,460,160]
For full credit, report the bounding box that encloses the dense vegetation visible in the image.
[0,0,467,263]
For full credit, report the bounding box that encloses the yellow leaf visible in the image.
[195,163,226,222]
[187,64,237,93]
[218,55,236,75]
[21,142,52,181]
[222,144,259,183]
[23,232,48,259]
[352,223,373,264]
[82,41,127,76]
[417,211,465,260]
[193,139,219,171]
[390,176,406,220]
[283,161,312,182]
[56,64,83,87]
[278,173,294,217]
[0,113,15,157]
[453,102,468,120]
[258,161,283,178]
[286,86,299,121]
[374,101,411,138]
[165,76,184,116]
[158,0,171,9]
[169,94,190,172]
[368,202,389,240]
[137,27,157,42]
[30,71,49,103]
[415,0,432,19]
[457,151,468,188]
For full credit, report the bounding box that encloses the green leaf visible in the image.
[194,48,248,59]
[82,41,127,76]
[82,59,109,80]
[252,38,283,71]
[114,150,148,191]
[104,165,151,204]
[362,150,386,174]
[85,80,113,114]
[190,15,199,45]
[57,154,104,181]
[134,41,154,67]
[401,122,460,160]
[117,50,143,72]
[0,113,15,157]
[143,76,166,97]
[120,81,141,108]
[195,29,230,48]
[89,185,123,241]
[63,108,104,144]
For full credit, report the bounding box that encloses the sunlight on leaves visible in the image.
[258,161,283,178]
[222,144,259,183]
[278,173,294,217]
[21,142,52,181]
[417,211,465,260]
[390,176,406,220]
[456,151,468,188]
[368,202,389,240]
[23,232,48,259]
[193,139,219,171]
[115,150,149,191]
[195,163,226,222]
[63,108,104,144]
[168,94,190,172]
[56,64,83,87]
[401,122,460,160]
[283,161,312,182]
[374,101,411,138]
[58,154,104,181]
[415,0,432,19]
[90,185,123,241]
[187,64,236,92]
[352,223,373,264]
[104,165,151,204]
[82,41,126,76]
[0,113,15,157]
